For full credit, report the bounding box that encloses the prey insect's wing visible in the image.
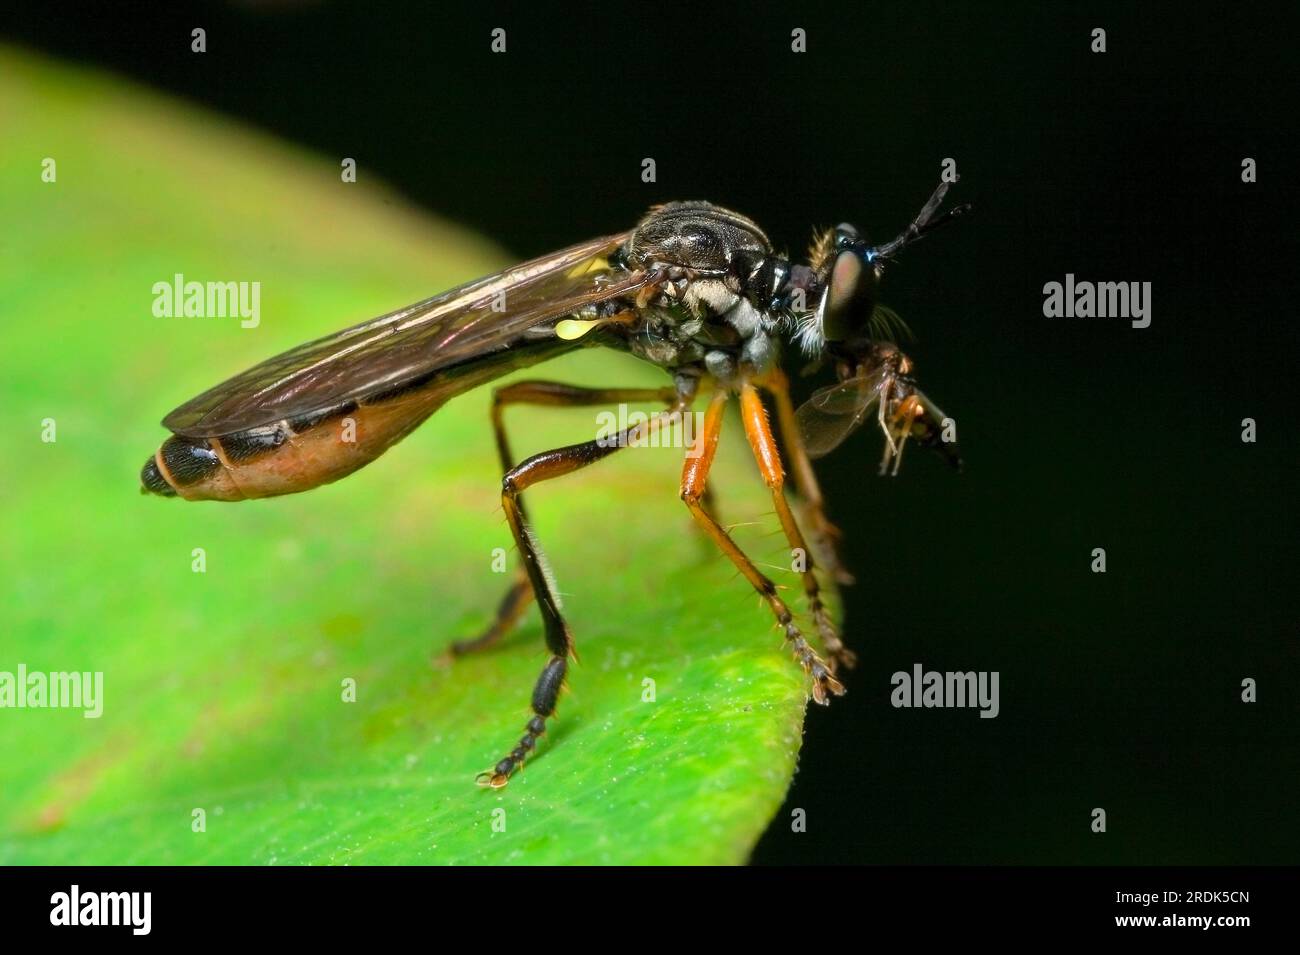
[794,369,891,459]
[163,233,640,436]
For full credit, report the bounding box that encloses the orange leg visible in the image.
[760,368,854,585]
[681,390,845,703]
[740,383,856,672]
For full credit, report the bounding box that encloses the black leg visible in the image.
[476,385,694,788]
[449,380,679,658]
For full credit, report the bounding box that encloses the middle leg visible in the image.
[760,367,853,585]
[680,389,845,703]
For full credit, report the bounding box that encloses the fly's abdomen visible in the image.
[141,390,445,501]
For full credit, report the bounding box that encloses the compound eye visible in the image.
[834,223,860,250]
[819,240,884,345]
[820,250,873,342]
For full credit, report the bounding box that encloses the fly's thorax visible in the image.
[622,200,796,378]
[616,200,794,381]
[707,296,781,383]
[704,327,779,385]
[680,277,739,316]
[618,286,782,383]
[618,304,708,369]
[625,201,772,276]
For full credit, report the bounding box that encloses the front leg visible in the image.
[760,367,854,585]
[740,383,855,673]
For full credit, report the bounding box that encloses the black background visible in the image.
[8,1,1296,864]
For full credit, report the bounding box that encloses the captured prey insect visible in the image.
[142,178,970,789]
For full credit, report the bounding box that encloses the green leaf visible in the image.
[0,47,828,865]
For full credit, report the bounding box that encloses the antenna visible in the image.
[868,181,972,262]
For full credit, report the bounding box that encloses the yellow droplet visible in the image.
[555,318,602,341]
[565,255,610,278]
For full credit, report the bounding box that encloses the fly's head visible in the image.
[807,221,886,352]
[786,179,969,360]
[788,180,969,475]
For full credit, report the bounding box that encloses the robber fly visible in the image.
[142,179,969,788]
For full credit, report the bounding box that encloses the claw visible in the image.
[475,771,510,789]
[810,669,846,704]
[787,623,846,705]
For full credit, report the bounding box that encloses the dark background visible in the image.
[9,1,1296,864]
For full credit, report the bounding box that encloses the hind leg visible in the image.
[447,380,679,658]
[476,387,694,787]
